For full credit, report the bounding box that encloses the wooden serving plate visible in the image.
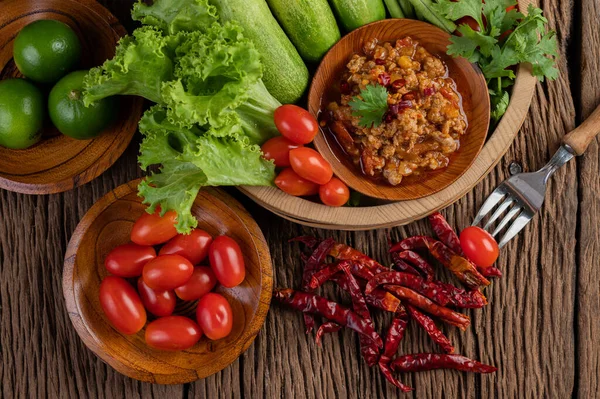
[63,180,273,383]
[311,19,490,201]
[0,0,143,194]
[240,0,537,230]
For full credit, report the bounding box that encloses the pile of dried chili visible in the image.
[274,212,499,392]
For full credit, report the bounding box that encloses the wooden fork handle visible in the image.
[563,103,600,155]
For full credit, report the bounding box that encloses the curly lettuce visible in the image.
[83,0,281,233]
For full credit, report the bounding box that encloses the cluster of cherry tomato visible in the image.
[99,209,246,351]
[262,104,351,207]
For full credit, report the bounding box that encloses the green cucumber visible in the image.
[328,0,386,32]
[266,0,341,63]
[383,0,405,18]
[210,0,309,104]
[407,0,456,32]
[398,0,415,18]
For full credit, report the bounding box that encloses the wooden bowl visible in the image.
[0,0,143,194]
[240,0,537,230]
[63,180,273,384]
[311,19,490,200]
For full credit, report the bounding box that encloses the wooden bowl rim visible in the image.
[63,180,273,383]
[310,18,490,200]
[0,0,143,195]
[240,0,537,231]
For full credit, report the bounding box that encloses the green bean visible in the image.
[407,0,456,32]
[398,0,416,18]
[384,0,405,18]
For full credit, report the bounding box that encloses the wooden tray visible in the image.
[63,180,273,383]
[0,0,143,194]
[240,0,537,230]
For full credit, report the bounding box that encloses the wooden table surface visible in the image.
[2,0,599,398]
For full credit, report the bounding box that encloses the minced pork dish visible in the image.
[325,36,468,186]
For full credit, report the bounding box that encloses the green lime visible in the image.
[0,78,44,149]
[13,19,82,84]
[48,70,118,140]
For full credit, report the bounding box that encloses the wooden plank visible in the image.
[576,0,600,397]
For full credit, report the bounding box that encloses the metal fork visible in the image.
[473,105,600,248]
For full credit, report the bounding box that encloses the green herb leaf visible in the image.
[448,24,498,61]
[433,0,485,30]
[348,84,389,128]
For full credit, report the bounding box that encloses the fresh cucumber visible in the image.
[210,0,309,104]
[328,0,386,32]
[266,0,341,63]
[398,0,415,18]
[407,0,456,32]
[383,0,405,18]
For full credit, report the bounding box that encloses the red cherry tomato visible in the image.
[274,104,319,144]
[506,5,517,12]
[137,278,176,317]
[261,136,303,168]
[143,254,194,291]
[131,209,178,246]
[208,236,245,288]
[275,168,319,196]
[319,177,350,207]
[159,229,213,265]
[459,226,500,268]
[104,243,156,278]
[175,266,218,301]
[145,316,202,351]
[99,276,146,335]
[196,293,233,340]
[289,147,333,185]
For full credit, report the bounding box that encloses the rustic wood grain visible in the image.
[0,0,598,398]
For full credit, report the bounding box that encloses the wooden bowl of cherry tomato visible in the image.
[63,179,272,384]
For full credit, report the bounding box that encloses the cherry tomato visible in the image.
[459,226,500,268]
[275,168,319,196]
[261,136,303,168]
[143,254,194,291]
[131,209,178,246]
[196,293,233,340]
[99,276,146,335]
[145,316,202,351]
[104,243,156,278]
[175,266,218,301]
[274,104,319,144]
[137,278,176,317]
[506,5,517,12]
[319,177,350,207]
[289,147,333,185]
[455,16,481,32]
[159,229,213,265]
[208,236,245,288]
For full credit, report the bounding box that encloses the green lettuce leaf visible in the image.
[138,106,275,232]
[83,27,174,105]
[132,0,218,35]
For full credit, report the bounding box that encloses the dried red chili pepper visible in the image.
[426,241,490,289]
[379,313,412,392]
[387,233,421,276]
[389,236,438,253]
[397,250,435,281]
[391,353,497,374]
[329,243,388,274]
[289,236,320,250]
[365,271,486,309]
[383,285,470,330]
[407,305,454,353]
[339,262,380,366]
[428,212,463,255]
[299,238,336,333]
[309,260,379,289]
[479,266,503,278]
[315,321,342,346]
[273,289,383,347]
[330,274,403,314]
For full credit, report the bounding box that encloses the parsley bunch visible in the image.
[433,0,558,124]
